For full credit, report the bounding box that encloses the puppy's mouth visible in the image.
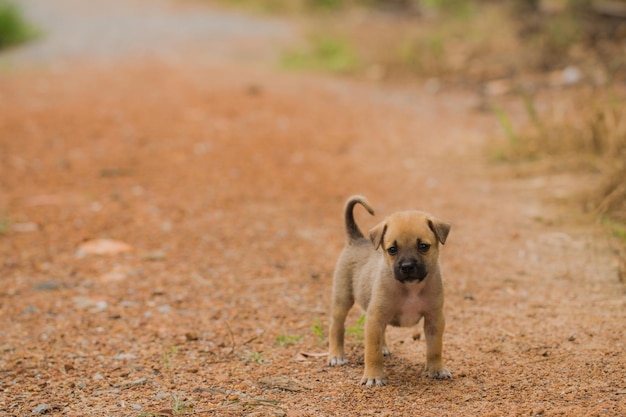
[394,261,428,283]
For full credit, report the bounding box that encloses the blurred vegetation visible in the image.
[281,33,360,74]
[209,0,626,224]
[0,1,38,50]
[209,0,626,84]
[496,89,626,224]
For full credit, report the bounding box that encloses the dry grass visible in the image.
[316,4,519,83]
[497,87,626,224]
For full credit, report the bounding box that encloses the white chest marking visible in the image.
[392,287,426,327]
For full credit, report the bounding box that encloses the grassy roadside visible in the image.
[491,87,626,228]
[0,0,38,50]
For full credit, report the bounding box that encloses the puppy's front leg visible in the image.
[361,313,387,387]
[423,310,451,379]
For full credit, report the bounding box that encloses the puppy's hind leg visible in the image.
[328,296,353,366]
[328,268,354,367]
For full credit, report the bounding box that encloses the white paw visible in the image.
[360,375,387,387]
[328,355,348,367]
[428,368,452,379]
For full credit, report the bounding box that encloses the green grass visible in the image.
[602,217,626,242]
[310,314,366,346]
[275,334,303,346]
[345,313,365,341]
[162,345,178,371]
[0,1,38,50]
[281,34,360,74]
[422,0,475,17]
[311,317,325,344]
[138,393,192,416]
[245,350,265,364]
[490,103,520,150]
[209,0,364,14]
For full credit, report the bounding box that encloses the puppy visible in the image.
[328,195,451,387]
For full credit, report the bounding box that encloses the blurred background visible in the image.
[5,0,623,222]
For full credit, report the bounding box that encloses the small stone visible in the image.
[141,250,166,261]
[11,222,38,232]
[32,404,52,414]
[561,66,582,85]
[76,239,133,257]
[185,332,199,341]
[424,78,440,94]
[126,377,147,388]
[73,297,108,313]
[114,353,137,361]
[157,304,171,314]
[120,300,138,307]
[34,281,60,292]
[484,78,514,96]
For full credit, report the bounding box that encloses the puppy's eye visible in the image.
[418,243,430,253]
[387,246,398,256]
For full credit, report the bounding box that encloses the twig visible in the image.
[224,321,236,356]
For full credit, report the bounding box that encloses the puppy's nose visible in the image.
[400,261,416,274]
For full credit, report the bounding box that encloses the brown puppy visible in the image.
[328,195,451,387]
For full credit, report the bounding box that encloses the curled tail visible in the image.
[344,195,375,243]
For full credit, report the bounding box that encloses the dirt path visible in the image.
[1,1,624,416]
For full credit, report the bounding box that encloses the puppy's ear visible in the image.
[428,218,451,245]
[369,220,387,250]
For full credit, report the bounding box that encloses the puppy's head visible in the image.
[369,211,450,284]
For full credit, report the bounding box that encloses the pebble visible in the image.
[157,304,171,314]
[11,222,38,232]
[75,238,133,257]
[34,281,60,292]
[120,300,138,307]
[128,377,147,387]
[32,404,52,414]
[73,297,108,313]
[185,332,199,341]
[141,250,166,261]
[114,353,137,361]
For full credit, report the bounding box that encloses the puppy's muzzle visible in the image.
[394,259,428,283]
